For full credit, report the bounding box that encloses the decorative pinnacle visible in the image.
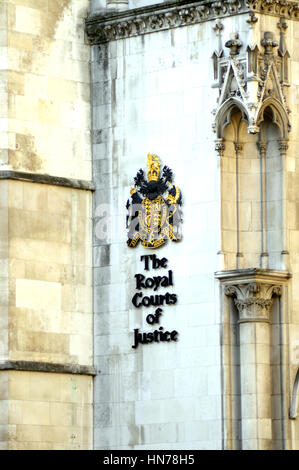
[261,32,278,54]
[225,32,242,56]
[247,12,258,28]
[213,19,224,35]
[277,17,288,33]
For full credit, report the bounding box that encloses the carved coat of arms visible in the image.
[126,154,182,249]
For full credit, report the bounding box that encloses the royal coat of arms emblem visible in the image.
[126,154,182,249]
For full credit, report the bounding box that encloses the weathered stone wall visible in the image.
[2,0,91,178]
[255,12,299,450]
[91,15,237,450]
[89,0,299,450]
[0,370,92,450]
[0,0,93,450]
[9,181,92,366]
[285,13,299,451]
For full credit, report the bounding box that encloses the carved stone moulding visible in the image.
[85,0,248,44]
[247,0,299,17]
[225,282,281,322]
[86,0,299,45]
[215,268,291,323]
[212,28,292,139]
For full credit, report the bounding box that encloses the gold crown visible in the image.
[147,153,160,182]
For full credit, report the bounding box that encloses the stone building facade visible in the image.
[1,0,299,450]
[0,0,94,449]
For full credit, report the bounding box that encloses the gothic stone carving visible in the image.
[86,0,299,45]
[246,0,299,17]
[225,282,282,322]
[86,0,245,45]
[212,30,291,138]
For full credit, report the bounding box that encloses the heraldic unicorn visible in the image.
[126,154,183,249]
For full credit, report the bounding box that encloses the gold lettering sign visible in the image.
[126,154,182,249]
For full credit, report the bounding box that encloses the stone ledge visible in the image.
[215,267,292,283]
[0,171,95,191]
[0,360,97,376]
[85,0,299,45]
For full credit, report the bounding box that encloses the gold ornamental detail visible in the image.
[126,154,182,249]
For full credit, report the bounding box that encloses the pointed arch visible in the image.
[257,97,291,140]
[214,98,249,139]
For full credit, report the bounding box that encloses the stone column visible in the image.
[234,142,244,270]
[225,281,281,450]
[257,141,269,269]
[278,139,289,270]
[215,139,226,271]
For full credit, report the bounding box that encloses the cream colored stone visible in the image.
[46,186,72,215]
[7,70,24,95]
[10,238,71,264]
[22,401,51,426]
[70,334,92,365]
[15,330,69,356]
[8,31,33,52]
[23,261,60,283]
[2,0,91,179]
[0,400,8,426]
[49,402,74,427]
[14,95,39,122]
[16,278,61,312]
[255,323,271,345]
[257,418,272,440]
[0,0,93,448]
[40,425,70,444]
[28,373,63,403]
[0,372,8,401]
[9,400,25,425]
[48,77,77,103]
[5,371,93,448]
[257,395,272,419]
[0,317,8,361]
[9,208,71,244]
[60,375,93,405]
[240,231,261,253]
[15,424,44,443]
[24,74,47,100]
[15,6,41,36]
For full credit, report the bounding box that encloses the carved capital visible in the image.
[234,142,243,153]
[215,139,225,157]
[257,141,267,155]
[225,282,282,323]
[278,139,289,155]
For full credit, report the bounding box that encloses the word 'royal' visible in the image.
[135,270,173,291]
